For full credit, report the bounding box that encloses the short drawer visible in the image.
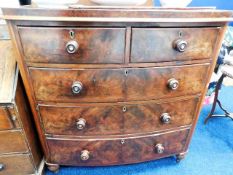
[39,97,198,136]
[47,129,189,166]
[0,106,19,131]
[18,27,126,64]
[30,64,209,103]
[0,130,28,154]
[0,154,35,175]
[131,28,219,63]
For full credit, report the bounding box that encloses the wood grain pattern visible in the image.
[126,64,209,101]
[30,64,208,103]
[39,97,198,136]
[122,129,189,163]
[123,97,198,134]
[47,138,122,166]
[19,27,126,64]
[0,154,35,175]
[2,7,231,169]
[0,107,15,130]
[39,104,123,136]
[131,28,220,63]
[29,68,125,103]
[0,40,16,103]
[47,129,189,166]
[0,130,28,154]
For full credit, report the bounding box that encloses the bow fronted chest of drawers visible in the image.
[2,7,232,172]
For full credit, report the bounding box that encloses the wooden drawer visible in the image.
[0,130,28,154]
[0,107,14,130]
[0,106,20,131]
[39,97,198,136]
[131,28,219,63]
[30,64,208,103]
[0,154,35,175]
[18,27,126,64]
[47,129,189,166]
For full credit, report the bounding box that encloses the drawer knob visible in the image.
[0,164,5,171]
[174,39,187,52]
[66,40,79,54]
[160,113,171,124]
[168,78,179,90]
[72,81,83,94]
[80,150,90,161]
[76,118,86,130]
[155,143,165,154]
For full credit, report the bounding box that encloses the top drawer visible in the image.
[18,27,126,64]
[131,28,220,63]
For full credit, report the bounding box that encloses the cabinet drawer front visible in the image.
[47,129,189,166]
[0,131,28,154]
[40,97,197,136]
[131,28,219,63]
[125,64,209,101]
[18,27,126,64]
[0,154,35,175]
[0,106,20,131]
[30,68,125,103]
[39,105,123,136]
[47,138,122,166]
[124,97,198,134]
[0,107,13,130]
[30,64,208,103]
[122,129,189,163]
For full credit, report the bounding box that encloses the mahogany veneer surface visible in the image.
[2,7,232,171]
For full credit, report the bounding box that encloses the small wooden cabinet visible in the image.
[0,25,44,175]
[2,6,232,173]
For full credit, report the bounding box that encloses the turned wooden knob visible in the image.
[155,143,165,154]
[160,113,171,124]
[76,118,86,130]
[80,150,90,161]
[72,81,83,94]
[66,40,79,54]
[173,39,187,52]
[167,78,179,90]
[0,164,5,171]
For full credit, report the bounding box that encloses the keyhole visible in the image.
[121,139,125,144]
[122,106,127,112]
[69,30,75,39]
[125,70,128,76]
[179,31,182,38]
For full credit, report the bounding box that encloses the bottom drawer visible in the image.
[47,129,189,166]
[0,154,35,175]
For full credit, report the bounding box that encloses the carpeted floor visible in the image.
[46,86,233,175]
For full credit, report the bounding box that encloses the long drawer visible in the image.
[47,129,189,166]
[0,154,35,175]
[0,130,28,154]
[29,64,209,103]
[131,27,219,63]
[39,97,198,136]
[18,27,126,64]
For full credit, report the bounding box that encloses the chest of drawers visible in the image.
[0,25,43,175]
[2,7,232,173]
